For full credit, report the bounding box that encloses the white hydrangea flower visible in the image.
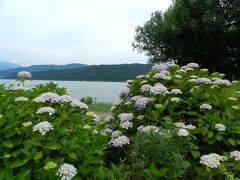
[153,73,171,80]
[141,126,160,134]
[176,69,186,74]
[135,97,150,109]
[200,104,212,110]
[215,124,226,131]
[152,64,167,72]
[110,135,130,147]
[150,85,169,96]
[140,84,152,92]
[118,113,134,123]
[70,99,89,110]
[103,128,113,134]
[230,151,240,161]
[93,113,100,122]
[188,79,197,83]
[33,96,46,103]
[131,95,142,102]
[56,163,77,180]
[120,121,133,129]
[213,79,231,86]
[175,75,183,79]
[137,125,145,131]
[200,153,224,168]
[111,130,122,138]
[105,115,113,123]
[33,121,54,135]
[136,75,145,79]
[120,87,130,96]
[190,75,198,79]
[186,63,199,68]
[196,78,212,84]
[177,128,189,137]
[36,107,55,115]
[170,89,182,94]
[185,124,196,130]
[22,121,32,127]
[126,79,134,84]
[15,97,29,102]
[60,95,74,103]
[174,122,186,128]
[35,92,61,103]
[17,71,32,79]
[170,97,180,102]
[8,85,26,91]
[186,67,194,71]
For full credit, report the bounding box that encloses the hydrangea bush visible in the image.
[111,63,240,178]
[0,75,115,179]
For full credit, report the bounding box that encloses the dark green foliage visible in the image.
[127,132,190,179]
[133,0,240,79]
[80,96,96,105]
[6,64,152,82]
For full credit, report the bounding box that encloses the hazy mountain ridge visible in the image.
[6,63,152,82]
[0,63,87,78]
[0,61,20,70]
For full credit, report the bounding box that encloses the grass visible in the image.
[89,102,112,117]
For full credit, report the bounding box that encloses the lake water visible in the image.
[0,79,127,103]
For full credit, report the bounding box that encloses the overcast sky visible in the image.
[0,0,172,66]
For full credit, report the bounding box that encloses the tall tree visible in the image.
[133,0,240,78]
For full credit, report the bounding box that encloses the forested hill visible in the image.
[6,63,152,82]
[0,63,87,78]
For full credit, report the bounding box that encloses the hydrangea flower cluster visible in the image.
[137,125,160,134]
[109,135,130,147]
[15,97,29,102]
[200,104,212,110]
[230,151,240,161]
[17,71,32,79]
[134,97,150,109]
[150,84,169,95]
[200,153,224,168]
[120,87,130,96]
[33,121,54,135]
[56,163,77,180]
[70,99,89,110]
[36,107,55,115]
[33,92,61,103]
[215,123,226,131]
[118,113,134,129]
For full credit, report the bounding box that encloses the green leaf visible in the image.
[45,143,62,150]
[228,138,236,146]
[34,152,43,161]
[208,131,214,138]
[16,168,31,180]
[215,133,223,141]
[3,140,13,148]
[191,150,200,159]
[8,158,30,168]
[68,152,78,160]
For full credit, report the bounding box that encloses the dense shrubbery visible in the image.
[2,66,240,179]
[111,63,240,179]
[0,75,117,179]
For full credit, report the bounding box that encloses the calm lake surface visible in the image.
[0,79,127,103]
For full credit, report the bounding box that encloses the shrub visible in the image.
[0,80,113,179]
[111,63,240,178]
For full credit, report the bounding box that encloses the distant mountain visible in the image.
[6,63,152,82]
[0,63,87,78]
[0,61,20,70]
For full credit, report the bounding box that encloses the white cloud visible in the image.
[0,0,172,66]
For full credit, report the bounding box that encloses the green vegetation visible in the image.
[111,63,240,178]
[133,0,240,79]
[89,103,112,113]
[6,63,152,82]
